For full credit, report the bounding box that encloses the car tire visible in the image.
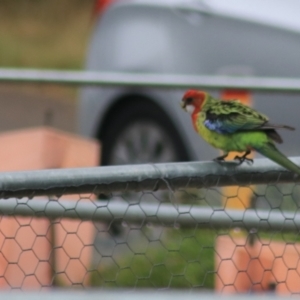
[101,99,189,166]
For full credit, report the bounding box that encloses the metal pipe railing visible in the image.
[0,157,299,198]
[1,68,300,91]
[1,199,299,232]
[0,291,286,300]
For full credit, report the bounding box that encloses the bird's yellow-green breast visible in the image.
[195,111,270,153]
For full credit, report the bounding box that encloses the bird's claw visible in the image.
[213,158,223,162]
[213,156,227,164]
[234,155,253,165]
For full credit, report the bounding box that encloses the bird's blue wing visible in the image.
[203,100,268,134]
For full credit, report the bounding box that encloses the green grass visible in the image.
[88,224,300,289]
[0,0,96,69]
[90,228,216,289]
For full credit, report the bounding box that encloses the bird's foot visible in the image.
[213,157,224,163]
[213,154,228,164]
[234,155,253,165]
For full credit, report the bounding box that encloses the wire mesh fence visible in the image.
[0,158,299,293]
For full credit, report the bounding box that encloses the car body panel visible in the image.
[79,0,300,162]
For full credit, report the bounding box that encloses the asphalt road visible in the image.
[0,85,76,134]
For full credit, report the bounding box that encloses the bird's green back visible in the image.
[202,96,269,133]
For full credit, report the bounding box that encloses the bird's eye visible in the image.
[185,97,193,104]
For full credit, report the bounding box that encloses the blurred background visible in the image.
[1,0,300,166]
[0,0,95,133]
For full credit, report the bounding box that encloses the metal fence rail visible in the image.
[0,157,299,232]
[0,291,286,300]
[0,157,298,198]
[1,68,300,91]
[1,199,299,232]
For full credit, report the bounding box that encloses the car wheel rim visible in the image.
[108,120,178,165]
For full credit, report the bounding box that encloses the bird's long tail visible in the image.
[255,143,300,176]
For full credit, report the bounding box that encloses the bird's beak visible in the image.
[180,100,186,110]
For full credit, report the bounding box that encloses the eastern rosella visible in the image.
[181,90,300,175]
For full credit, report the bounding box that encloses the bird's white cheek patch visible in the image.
[185,105,195,114]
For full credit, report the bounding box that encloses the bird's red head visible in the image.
[181,90,207,114]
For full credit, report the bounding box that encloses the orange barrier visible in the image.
[221,90,253,209]
[0,127,100,288]
[215,235,300,294]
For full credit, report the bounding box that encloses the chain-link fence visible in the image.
[0,157,299,293]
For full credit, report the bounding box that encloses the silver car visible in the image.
[79,0,300,166]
